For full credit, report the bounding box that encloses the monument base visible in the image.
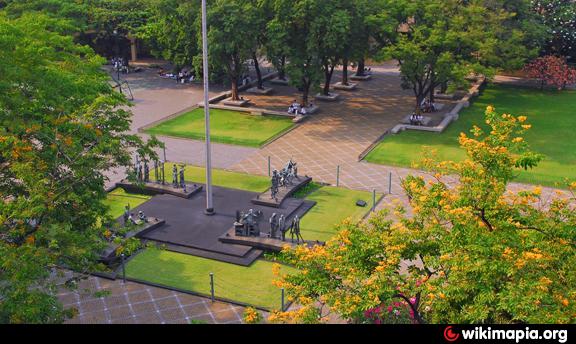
[252,176,312,208]
[117,180,203,199]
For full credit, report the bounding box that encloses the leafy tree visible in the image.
[532,0,576,58]
[269,0,324,106]
[204,0,258,101]
[140,0,200,70]
[271,106,575,324]
[524,55,576,90]
[0,13,159,323]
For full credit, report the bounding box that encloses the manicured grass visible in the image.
[125,249,296,310]
[296,184,376,242]
[145,108,294,147]
[173,164,269,192]
[103,188,151,218]
[365,85,576,187]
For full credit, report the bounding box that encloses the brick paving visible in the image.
[58,275,246,324]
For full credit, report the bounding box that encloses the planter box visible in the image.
[269,78,289,85]
[350,74,372,81]
[245,86,274,95]
[222,97,250,107]
[315,92,340,101]
[333,82,358,91]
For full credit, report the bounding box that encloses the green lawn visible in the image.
[175,164,269,192]
[145,108,294,147]
[296,184,377,242]
[103,188,151,218]
[365,85,576,187]
[125,249,296,310]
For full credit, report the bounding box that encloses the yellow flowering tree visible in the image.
[273,106,576,324]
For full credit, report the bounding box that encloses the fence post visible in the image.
[281,288,285,311]
[388,172,392,195]
[372,189,376,212]
[268,156,271,176]
[210,272,215,302]
[121,253,126,284]
[336,165,340,187]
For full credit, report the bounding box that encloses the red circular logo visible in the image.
[444,326,460,342]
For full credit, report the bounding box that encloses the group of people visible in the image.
[111,57,129,75]
[288,100,313,115]
[158,69,195,84]
[409,113,425,126]
[420,97,437,113]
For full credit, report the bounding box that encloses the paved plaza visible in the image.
[59,275,245,324]
[89,60,568,324]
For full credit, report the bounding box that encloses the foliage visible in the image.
[0,13,159,323]
[524,55,576,90]
[532,0,576,58]
[243,307,263,324]
[273,106,575,324]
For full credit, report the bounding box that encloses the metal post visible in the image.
[268,156,271,176]
[210,272,215,302]
[121,253,126,284]
[336,165,340,187]
[162,147,166,185]
[281,288,285,311]
[202,0,214,216]
[388,171,392,194]
[372,189,376,212]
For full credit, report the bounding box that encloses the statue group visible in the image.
[235,209,304,244]
[171,164,187,191]
[134,154,166,185]
[270,159,298,200]
[122,204,149,227]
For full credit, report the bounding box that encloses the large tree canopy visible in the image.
[0,13,158,323]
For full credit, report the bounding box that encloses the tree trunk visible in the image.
[342,57,349,86]
[356,58,365,76]
[278,56,286,80]
[323,63,335,96]
[231,77,239,101]
[440,81,448,94]
[415,91,423,115]
[429,84,435,104]
[302,78,310,107]
[253,52,263,89]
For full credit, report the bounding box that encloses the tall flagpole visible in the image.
[202,0,214,215]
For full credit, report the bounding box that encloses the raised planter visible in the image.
[315,92,340,101]
[245,86,274,95]
[350,74,372,81]
[222,97,250,107]
[269,78,289,85]
[333,82,358,91]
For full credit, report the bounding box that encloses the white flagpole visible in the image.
[201,0,214,215]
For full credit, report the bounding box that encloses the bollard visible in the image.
[268,156,271,176]
[372,189,376,212]
[388,172,392,194]
[121,253,126,284]
[336,165,340,187]
[210,272,215,302]
[281,288,285,311]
